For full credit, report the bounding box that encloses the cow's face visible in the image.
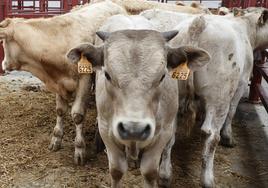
[101,31,170,143]
[0,18,26,72]
[255,9,268,49]
[67,30,210,143]
[1,39,22,71]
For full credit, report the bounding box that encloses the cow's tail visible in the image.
[177,16,207,136]
[178,73,196,136]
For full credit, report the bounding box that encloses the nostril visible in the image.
[140,124,151,140]
[144,124,151,134]
[117,122,128,139]
[118,122,125,132]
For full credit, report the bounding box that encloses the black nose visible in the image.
[117,121,151,141]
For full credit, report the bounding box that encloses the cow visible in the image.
[140,9,268,187]
[88,0,206,15]
[0,0,128,165]
[66,14,210,187]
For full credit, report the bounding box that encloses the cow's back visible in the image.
[171,15,253,103]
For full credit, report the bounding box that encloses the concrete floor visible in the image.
[233,100,268,188]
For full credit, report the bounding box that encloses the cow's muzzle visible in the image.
[117,121,152,141]
[2,60,20,71]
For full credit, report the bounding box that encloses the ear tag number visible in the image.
[78,54,93,74]
[171,62,190,80]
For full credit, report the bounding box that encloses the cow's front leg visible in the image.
[201,105,228,188]
[141,148,163,188]
[71,74,91,165]
[159,133,175,188]
[49,94,68,151]
[106,147,128,188]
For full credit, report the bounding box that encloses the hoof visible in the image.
[159,177,171,188]
[201,176,215,188]
[201,181,215,188]
[74,147,86,165]
[202,184,215,188]
[48,136,62,151]
[220,135,236,148]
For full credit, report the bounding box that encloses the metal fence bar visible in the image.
[249,51,268,113]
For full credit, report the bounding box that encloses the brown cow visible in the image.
[0,1,127,165]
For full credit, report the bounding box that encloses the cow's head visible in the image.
[0,18,34,71]
[244,8,268,49]
[0,18,26,72]
[67,30,210,142]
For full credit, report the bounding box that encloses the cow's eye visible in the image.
[160,74,165,83]
[105,71,111,81]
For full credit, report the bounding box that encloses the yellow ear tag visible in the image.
[171,62,190,80]
[78,54,93,74]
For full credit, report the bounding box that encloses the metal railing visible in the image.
[3,0,88,18]
[249,51,268,112]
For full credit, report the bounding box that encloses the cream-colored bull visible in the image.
[0,1,127,165]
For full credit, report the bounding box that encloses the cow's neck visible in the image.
[235,16,255,49]
[240,14,266,50]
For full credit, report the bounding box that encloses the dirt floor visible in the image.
[0,72,267,188]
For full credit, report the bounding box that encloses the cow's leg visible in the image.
[141,155,159,187]
[141,140,169,188]
[107,148,127,188]
[49,94,68,151]
[159,133,175,188]
[71,75,91,165]
[201,104,229,188]
[220,81,247,147]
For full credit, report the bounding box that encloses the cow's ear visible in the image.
[0,19,12,39]
[0,29,7,39]
[0,28,10,39]
[0,18,11,28]
[66,43,103,67]
[167,46,210,71]
[258,9,268,26]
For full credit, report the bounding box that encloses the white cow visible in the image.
[67,14,210,187]
[141,9,268,187]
